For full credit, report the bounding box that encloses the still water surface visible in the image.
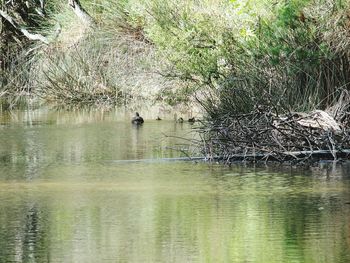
[0,109,350,263]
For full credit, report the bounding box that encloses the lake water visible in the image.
[0,108,350,263]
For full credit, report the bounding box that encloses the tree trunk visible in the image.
[0,1,13,70]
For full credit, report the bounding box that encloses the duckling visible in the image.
[177,117,184,123]
[131,112,144,124]
[188,117,196,123]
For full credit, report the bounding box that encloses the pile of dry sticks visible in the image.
[198,108,350,163]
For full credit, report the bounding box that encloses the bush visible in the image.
[1,0,349,111]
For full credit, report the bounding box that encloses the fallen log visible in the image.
[199,150,349,164]
[295,110,340,132]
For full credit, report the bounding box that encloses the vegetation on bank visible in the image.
[1,0,349,108]
[1,0,349,161]
[0,0,174,108]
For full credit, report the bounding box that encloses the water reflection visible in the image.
[0,109,350,262]
[0,109,195,180]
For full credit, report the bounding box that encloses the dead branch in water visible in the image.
[198,107,350,163]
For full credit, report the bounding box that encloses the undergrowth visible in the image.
[1,0,349,112]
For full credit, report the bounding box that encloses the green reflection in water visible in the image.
[0,109,350,263]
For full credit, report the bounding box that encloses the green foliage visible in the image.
[146,0,220,81]
[1,0,349,111]
[148,0,350,119]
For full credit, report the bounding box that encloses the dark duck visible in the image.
[188,117,195,123]
[177,117,184,123]
[131,112,144,124]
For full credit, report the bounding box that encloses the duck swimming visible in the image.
[188,117,195,123]
[131,112,144,124]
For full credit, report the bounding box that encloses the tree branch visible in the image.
[0,9,49,44]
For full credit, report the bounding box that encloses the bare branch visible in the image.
[197,106,349,163]
[0,9,49,44]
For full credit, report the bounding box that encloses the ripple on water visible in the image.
[0,109,350,262]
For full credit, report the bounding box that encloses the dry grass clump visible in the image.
[32,27,173,107]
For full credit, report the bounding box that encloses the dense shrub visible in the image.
[142,0,350,115]
[1,0,349,111]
